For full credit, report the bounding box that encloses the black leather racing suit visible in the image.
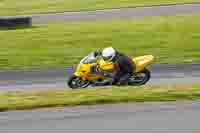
[111,52,135,85]
[94,51,135,85]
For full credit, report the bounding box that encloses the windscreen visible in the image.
[82,52,97,64]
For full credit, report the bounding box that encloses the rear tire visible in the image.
[128,68,151,86]
[67,75,91,89]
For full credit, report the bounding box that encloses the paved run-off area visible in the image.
[1,101,200,133]
[1,3,200,23]
[31,3,200,23]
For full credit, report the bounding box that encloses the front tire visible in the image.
[128,68,151,86]
[67,75,91,89]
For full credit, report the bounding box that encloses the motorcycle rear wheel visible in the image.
[128,68,151,86]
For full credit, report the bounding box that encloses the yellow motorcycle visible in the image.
[67,52,154,89]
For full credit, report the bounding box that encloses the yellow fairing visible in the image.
[74,55,154,81]
[74,63,105,81]
[99,59,114,71]
[133,55,154,72]
[74,64,92,77]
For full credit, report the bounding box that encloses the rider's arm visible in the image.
[94,51,102,57]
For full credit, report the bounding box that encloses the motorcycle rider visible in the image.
[94,47,135,85]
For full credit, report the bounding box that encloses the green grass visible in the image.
[0,84,200,111]
[0,0,199,16]
[1,14,200,70]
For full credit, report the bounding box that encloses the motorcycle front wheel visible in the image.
[128,68,151,86]
[67,75,91,89]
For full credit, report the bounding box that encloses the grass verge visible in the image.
[0,0,199,16]
[0,84,200,112]
[1,14,200,70]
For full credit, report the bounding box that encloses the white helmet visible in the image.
[102,47,116,61]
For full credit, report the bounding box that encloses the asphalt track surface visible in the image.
[29,3,200,23]
[1,101,200,133]
[0,64,199,91]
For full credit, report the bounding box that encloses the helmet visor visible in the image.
[103,55,112,61]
